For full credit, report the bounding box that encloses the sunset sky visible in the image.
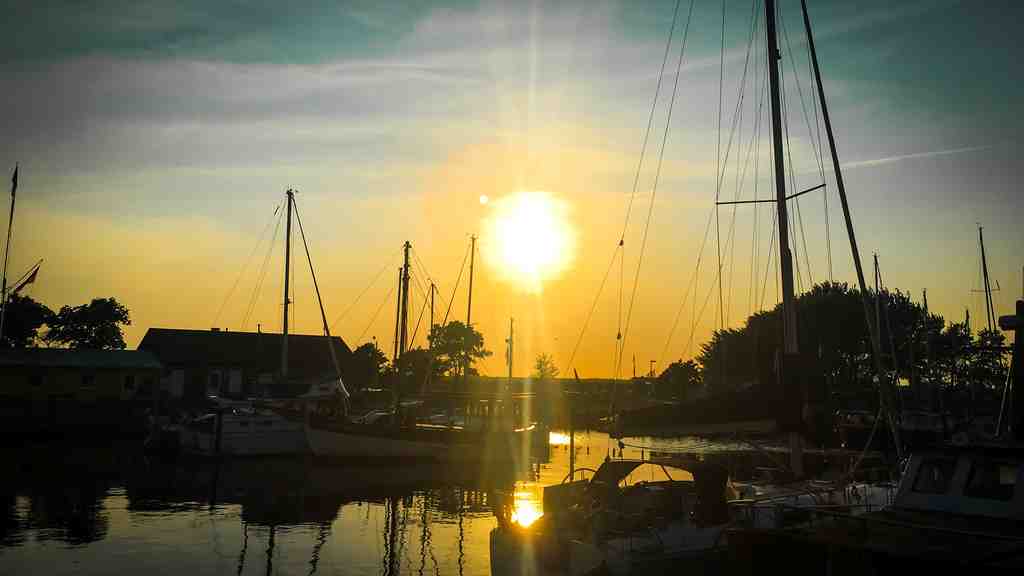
[2,0,1021,378]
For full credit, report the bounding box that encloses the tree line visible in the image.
[656,282,1008,413]
[2,295,131,350]
[345,320,562,394]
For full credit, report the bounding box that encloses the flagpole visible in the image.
[0,164,19,343]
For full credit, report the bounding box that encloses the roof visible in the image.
[137,328,351,382]
[0,348,162,370]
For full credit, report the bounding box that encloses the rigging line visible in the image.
[356,279,396,346]
[409,285,431,348]
[683,198,754,360]
[779,4,826,177]
[779,56,814,291]
[242,205,284,330]
[411,248,441,296]
[213,202,281,328]
[759,207,779,311]
[713,0,726,335]
[329,247,402,330]
[749,26,767,317]
[780,6,823,291]
[725,0,762,325]
[723,0,761,327]
[441,241,471,327]
[615,244,623,378]
[802,21,832,282]
[620,0,684,242]
[707,0,761,331]
[566,243,622,374]
[617,0,696,379]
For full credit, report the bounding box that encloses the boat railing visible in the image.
[561,467,598,484]
[728,498,890,530]
[774,505,1024,544]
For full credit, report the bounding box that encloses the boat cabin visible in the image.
[894,444,1023,521]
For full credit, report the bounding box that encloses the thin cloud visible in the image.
[842,144,993,170]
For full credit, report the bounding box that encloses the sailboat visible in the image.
[304,237,534,464]
[178,189,348,457]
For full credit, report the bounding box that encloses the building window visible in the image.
[124,374,136,393]
[964,460,1018,501]
[911,458,957,494]
[82,374,96,389]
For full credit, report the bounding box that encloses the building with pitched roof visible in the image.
[137,327,351,402]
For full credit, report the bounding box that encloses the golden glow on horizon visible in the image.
[482,191,575,293]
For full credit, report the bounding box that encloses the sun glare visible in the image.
[510,488,544,528]
[482,191,575,293]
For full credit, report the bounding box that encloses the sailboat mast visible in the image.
[0,165,19,342]
[291,198,348,404]
[507,317,514,383]
[430,282,436,337]
[400,241,411,358]
[765,0,804,476]
[466,234,476,327]
[800,0,902,459]
[979,226,996,332]
[393,267,402,364]
[281,189,293,381]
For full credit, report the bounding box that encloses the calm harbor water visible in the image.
[0,432,740,575]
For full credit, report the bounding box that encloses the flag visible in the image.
[11,263,39,295]
[10,164,17,199]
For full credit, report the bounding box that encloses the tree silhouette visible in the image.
[656,359,701,400]
[43,298,130,350]
[348,342,389,390]
[532,353,559,381]
[427,321,491,377]
[1,294,52,348]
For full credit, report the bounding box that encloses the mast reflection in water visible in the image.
[1,431,713,575]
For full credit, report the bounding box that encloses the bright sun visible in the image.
[482,191,575,293]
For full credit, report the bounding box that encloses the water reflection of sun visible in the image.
[482,191,575,293]
[510,485,543,528]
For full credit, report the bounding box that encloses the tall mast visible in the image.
[466,235,477,327]
[0,164,19,343]
[465,235,477,383]
[979,226,996,332]
[393,267,402,364]
[507,317,514,383]
[800,0,901,459]
[429,282,436,338]
[281,189,294,381]
[765,0,804,477]
[399,242,411,358]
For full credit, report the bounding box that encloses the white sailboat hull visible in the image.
[180,414,308,456]
[305,422,531,463]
